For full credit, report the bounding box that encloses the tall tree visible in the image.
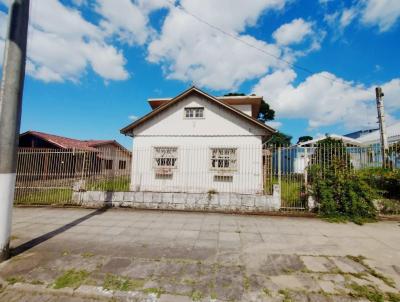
[224,93,275,123]
[297,136,313,144]
[265,132,292,146]
[257,99,275,123]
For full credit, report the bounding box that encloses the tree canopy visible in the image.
[297,136,313,144]
[257,99,275,123]
[265,131,292,146]
[223,92,245,96]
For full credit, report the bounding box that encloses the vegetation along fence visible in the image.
[14,140,399,214]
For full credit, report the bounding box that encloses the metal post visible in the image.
[375,87,388,167]
[0,0,30,262]
[277,146,282,189]
[304,147,308,188]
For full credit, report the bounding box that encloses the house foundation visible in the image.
[72,184,281,213]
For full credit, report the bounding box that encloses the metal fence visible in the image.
[15,147,131,205]
[14,141,400,212]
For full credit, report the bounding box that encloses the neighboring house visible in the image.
[120,86,276,194]
[292,134,363,173]
[291,124,400,173]
[357,122,400,146]
[344,128,378,139]
[18,131,131,177]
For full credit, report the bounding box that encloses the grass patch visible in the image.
[6,276,25,285]
[103,274,145,292]
[348,283,384,302]
[346,255,396,287]
[278,289,293,302]
[263,288,271,296]
[243,275,250,290]
[86,176,130,192]
[191,290,203,301]
[81,252,95,258]
[14,188,73,205]
[387,292,400,302]
[265,176,306,208]
[53,269,89,289]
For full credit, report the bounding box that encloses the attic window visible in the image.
[185,107,204,118]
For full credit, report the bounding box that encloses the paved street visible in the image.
[0,207,399,301]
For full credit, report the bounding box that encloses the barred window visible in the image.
[119,160,126,170]
[185,107,204,118]
[105,160,113,170]
[153,147,178,168]
[210,148,237,171]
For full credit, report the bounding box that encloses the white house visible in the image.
[121,86,275,194]
[357,122,400,146]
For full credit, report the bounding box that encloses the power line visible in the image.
[166,0,372,95]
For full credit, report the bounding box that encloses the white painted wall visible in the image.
[129,94,268,194]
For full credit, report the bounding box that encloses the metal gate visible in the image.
[263,145,308,211]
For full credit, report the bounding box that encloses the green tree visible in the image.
[310,137,351,171]
[223,92,245,96]
[265,132,292,146]
[297,136,313,144]
[257,99,275,123]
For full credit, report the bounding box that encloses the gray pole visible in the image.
[375,87,388,167]
[0,0,30,262]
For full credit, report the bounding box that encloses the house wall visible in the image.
[95,144,131,176]
[130,94,268,194]
[231,104,252,116]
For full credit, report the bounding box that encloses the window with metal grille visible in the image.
[184,107,204,118]
[119,160,126,170]
[210,148,237,171]
[153,147,178,168]
[105,159,113,170]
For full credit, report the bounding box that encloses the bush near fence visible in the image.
[307,138,400,221]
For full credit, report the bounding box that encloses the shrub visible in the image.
[309,163,377,224]
[357,168,400,200]
[308,138,377,224]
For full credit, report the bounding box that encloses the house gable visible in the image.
[121,87,275,138]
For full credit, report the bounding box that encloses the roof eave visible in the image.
[121,86,276,135]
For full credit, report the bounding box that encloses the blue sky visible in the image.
[0,0,399,148]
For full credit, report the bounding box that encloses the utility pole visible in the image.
[375,87,388,168]
[0,0,30,262]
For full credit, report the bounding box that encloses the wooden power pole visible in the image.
[375,87,388,167]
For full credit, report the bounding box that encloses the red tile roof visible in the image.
[20,131,128,152]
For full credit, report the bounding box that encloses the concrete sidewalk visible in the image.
[0,207,399,301]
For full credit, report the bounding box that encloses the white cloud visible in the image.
[147,0,290,90]
[361,0,400,32]
[325,0,400,34]
[0,0,129,82]
[273,18,314,46]
[252,69,400,130]
[129,115,139,121]
[266,121,282,129]
[95,0,151,46]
